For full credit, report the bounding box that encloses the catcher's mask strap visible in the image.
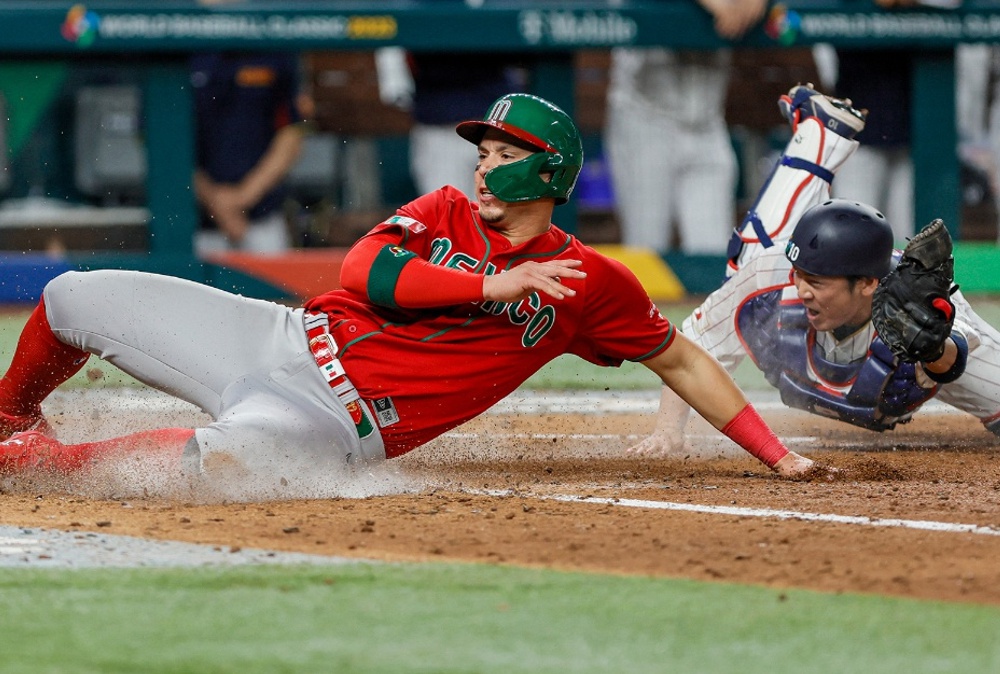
[780,156,835,184]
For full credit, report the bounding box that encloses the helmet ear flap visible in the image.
[542,152,580,203]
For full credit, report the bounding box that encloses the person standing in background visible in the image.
[604,0,766,255]
[407,52,527,197]
[831,47,915,243]
[834,44,994,244]
[958,43,1000,242]
[831,0,981,243]
[191,51,306,255]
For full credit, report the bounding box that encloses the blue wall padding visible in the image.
[0,254,72,303]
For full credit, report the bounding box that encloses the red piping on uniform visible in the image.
[741,121,826,245]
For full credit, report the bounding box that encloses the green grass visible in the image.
[0,562,998,674]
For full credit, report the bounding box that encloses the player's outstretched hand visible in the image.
[626,430,686,458]
[773,451,839,480]
[483,259,586,303]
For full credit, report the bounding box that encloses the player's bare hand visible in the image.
[773,452,839,480]
[698,0,766,38]
[626,430,686,458]
[483,260,586,303]
[204,185,250,243]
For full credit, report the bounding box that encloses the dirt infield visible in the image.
[2,389,1000,606]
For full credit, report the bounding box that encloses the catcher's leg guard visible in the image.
[778,84,867,140]
[726,116,861,276]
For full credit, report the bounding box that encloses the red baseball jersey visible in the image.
[306,187,675,457]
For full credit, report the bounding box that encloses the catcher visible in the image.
[633,84,1000,456]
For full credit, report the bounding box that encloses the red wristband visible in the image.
[720,403,789,468]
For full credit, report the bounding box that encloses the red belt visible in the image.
[304,312,376,440]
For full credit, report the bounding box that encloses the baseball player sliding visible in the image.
[0,93,821,481]
[633,84,1000,458]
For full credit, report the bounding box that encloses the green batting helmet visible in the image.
[456,93,583,205]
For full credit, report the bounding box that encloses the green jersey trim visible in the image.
[368,244,419,309]
[629,323,676,362]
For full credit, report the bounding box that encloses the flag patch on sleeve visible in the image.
[382,215,427,233]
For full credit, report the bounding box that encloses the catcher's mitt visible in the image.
[872,219,958,363]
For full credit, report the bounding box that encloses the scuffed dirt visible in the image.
[2,392,1000,605]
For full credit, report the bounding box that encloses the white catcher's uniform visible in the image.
[41,270,386,474]
[678,116,1000,436]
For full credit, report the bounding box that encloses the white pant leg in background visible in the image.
[884,149,914,239]
[832,145,914,243]
[194,210,291,256]
[605,48,736,254]
[606,100,735,253]
[606,95,677,251]
[410,123,478,197]
[674,124,737,254]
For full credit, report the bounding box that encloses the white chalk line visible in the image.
[478,490,1000,538]
[444,431,818,443]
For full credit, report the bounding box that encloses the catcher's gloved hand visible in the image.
[872,219,959,363]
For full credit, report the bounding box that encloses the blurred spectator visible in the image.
[407,52,526,197]
[989,50,1000,242]
[604,0,765,255]
[191,51,306,254]
[830,47,915,242]
[963,44,1000,242]
[833,44,993,242]
[375,48,528,198]
[832,0,979,242]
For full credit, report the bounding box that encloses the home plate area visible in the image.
[1,388,999,605]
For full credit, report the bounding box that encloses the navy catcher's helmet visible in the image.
[785,199,894,279]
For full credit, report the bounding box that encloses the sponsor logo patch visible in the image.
[371,397,401,428]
